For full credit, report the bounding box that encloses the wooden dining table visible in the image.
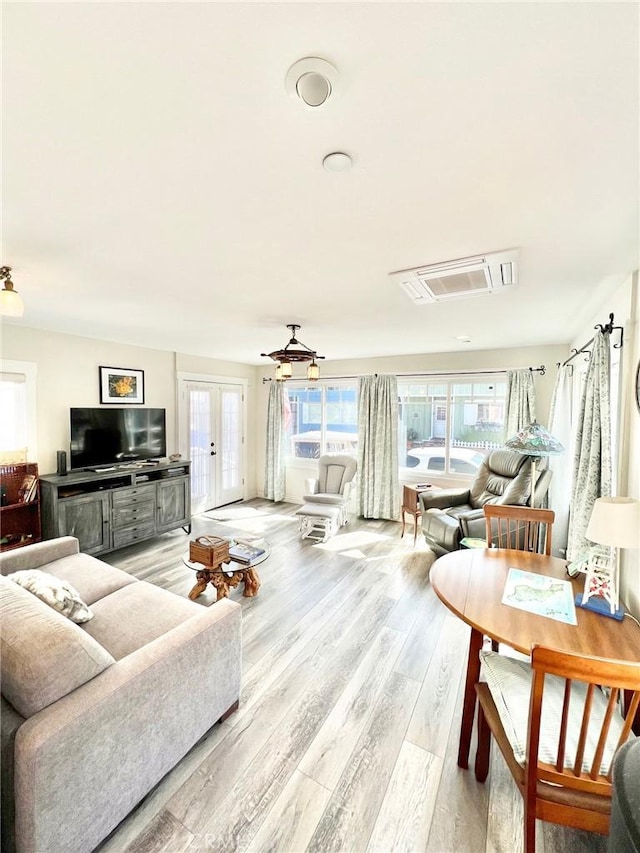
[430,548,640,769]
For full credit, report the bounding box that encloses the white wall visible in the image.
[0,325,258,485]
[256,343,569,505]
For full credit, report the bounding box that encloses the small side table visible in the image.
[401,484,432,544]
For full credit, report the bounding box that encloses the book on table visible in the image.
[228,541,266,564]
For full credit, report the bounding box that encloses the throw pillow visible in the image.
[7,569,93,623]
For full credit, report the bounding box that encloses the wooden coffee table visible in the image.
[183,542,268,602]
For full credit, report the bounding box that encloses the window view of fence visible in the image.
[282,376,506,476]
[398,378,506,476]
[284,384,358,459]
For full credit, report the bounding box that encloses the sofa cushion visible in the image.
[82,582,204,659]
[43,552,137,605]
[0,577,115,718]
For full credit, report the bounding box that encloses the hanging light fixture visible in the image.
[307,359,320,381]
[261,324,325,381]
[0,267,24,317]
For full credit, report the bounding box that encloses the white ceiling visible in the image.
[3,2,639,365]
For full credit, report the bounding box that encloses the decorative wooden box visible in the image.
[189,535,229,567]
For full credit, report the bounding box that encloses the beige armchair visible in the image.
[419,449,552,556]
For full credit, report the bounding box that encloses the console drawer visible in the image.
[112,484,156,504]
[112,499,155,528]
[112,520,156,549]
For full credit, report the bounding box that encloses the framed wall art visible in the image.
[99,366,145,405]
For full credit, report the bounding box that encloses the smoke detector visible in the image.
[285,57,338,108]
[390,249,519,304]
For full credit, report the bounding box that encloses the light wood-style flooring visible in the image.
[97,500,607,853]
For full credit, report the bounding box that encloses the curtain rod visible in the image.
[262,365,546,383]
[558,312,624,368]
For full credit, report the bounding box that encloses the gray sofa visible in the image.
[0,536,242,853]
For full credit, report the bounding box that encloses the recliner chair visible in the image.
[302,453,357,526]
[419,449,552,556]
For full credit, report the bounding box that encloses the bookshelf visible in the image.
[0,462,42,552]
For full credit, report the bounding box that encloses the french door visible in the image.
[181,379,245,513]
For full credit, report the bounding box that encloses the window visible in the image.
[399,376,506,477]
[0,360,38,461]
[285,383,358,459]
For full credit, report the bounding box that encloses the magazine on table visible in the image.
[228,540,266,564]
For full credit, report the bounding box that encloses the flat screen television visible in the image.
[70,407,167,470]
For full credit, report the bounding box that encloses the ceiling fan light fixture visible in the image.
[261,324,325,381]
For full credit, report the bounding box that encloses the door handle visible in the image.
[211,451,217,456]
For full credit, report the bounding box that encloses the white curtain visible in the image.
[548,364,574,556]
[504,369,536,437]
[264,382,287,502]
[357,374,399,520]
[566,331,612,560]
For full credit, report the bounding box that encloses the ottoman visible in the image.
[295,504,342,543]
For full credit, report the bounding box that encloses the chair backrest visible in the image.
[527,645,640,805]
[317,454,357,496]
[484,504,555,555]
[469,449,552,510]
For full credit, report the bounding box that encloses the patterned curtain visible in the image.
[504,369,536,438]
[566,331,612,560]
[548,364,574,556]
[264,382,287,502]
[357,374,399,520]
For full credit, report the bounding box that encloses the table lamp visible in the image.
[576,496,640,620]
[504,420,565,508]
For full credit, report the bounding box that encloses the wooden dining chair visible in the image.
[474,645,640,853]
[484,505,555,556]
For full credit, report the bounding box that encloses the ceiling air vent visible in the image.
[391,250,518,305]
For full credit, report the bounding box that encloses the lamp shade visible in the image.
[0,283,24,317]
[586,497,640,549]
[504,420,565,457]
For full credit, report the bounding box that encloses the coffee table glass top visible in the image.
[183,537,269,572]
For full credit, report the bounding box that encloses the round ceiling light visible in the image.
[297,72,331,107]
[285,57,338,109]
[323,152,352,172]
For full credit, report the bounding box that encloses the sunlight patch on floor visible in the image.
[313,530,390,552]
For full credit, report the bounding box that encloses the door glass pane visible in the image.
[220,389,240,490]
[189,388,212,505]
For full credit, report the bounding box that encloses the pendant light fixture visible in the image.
[0,267,24,317]
[261,324,325,381]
